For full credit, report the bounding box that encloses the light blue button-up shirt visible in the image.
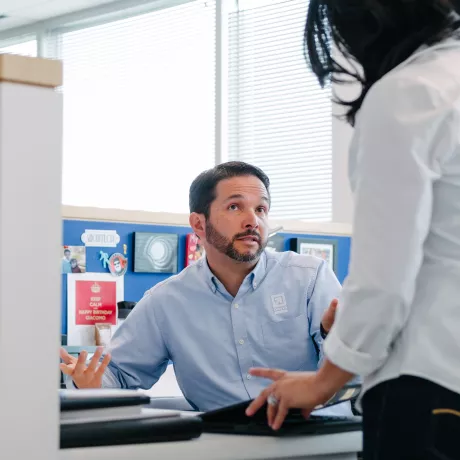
[103,250,350,414]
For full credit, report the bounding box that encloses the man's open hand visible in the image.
[60,346,111,389]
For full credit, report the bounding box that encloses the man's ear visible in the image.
[189,213,206,240]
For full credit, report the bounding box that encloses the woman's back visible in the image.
[342,39,460,396]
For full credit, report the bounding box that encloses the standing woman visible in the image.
[246,1,460,458]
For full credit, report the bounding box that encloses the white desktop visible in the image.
[61,429,362,460]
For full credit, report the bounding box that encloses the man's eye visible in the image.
[228,204,239,211]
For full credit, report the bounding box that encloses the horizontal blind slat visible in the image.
[229,0,331,221]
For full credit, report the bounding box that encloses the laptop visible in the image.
[200,384,362,437]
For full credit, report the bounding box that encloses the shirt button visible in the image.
[234,303,239,309]
[246,374,252,380]
[239,339,245,345]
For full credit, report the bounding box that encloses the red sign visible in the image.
[75,280,117,326]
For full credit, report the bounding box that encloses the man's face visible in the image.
[204,175,269,263]
[64,251,71,260]
[114,259,121,272]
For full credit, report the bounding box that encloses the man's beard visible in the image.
[205,220,266,262]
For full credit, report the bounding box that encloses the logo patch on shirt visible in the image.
[271,294,287,314]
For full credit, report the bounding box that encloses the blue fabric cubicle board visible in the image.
[62,219,190,335]
[62,219,351,334]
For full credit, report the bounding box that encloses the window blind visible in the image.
[49,0,216,213]
[228,0,332,221]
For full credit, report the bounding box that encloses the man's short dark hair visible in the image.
[189,161,270,218]
[64,249,71,254]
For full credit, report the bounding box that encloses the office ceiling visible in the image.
[0,0,118,31]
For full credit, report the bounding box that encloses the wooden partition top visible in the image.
[0,53,62,88]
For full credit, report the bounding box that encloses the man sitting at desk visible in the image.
[61,161,348,414]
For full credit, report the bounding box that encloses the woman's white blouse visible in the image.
[324,39,460,399]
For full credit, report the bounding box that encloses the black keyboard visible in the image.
[201,400,362,436]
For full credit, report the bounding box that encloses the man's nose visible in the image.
[242,210,259,229]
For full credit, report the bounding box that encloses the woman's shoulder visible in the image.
[375,40,460,103]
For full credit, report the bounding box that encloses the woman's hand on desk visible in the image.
[60,346,111,389]
[245,360,354,431]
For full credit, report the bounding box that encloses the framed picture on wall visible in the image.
[290,238,338,273]
[133,232,178,273]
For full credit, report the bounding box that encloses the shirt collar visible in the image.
[198,251,267,294]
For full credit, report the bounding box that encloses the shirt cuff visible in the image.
[323,328,382,376]
[102,366,122,388]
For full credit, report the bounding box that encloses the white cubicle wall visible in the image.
[0,54,63,460]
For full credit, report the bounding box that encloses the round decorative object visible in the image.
[108,253,128,277]
[148,236,173,271]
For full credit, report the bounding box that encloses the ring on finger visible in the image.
[267,393,279,407]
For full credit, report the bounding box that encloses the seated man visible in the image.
[61,161,348,414]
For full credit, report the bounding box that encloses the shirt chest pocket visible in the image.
[261,313,310,371]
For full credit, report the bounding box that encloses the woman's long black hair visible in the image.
[305,0,460,126]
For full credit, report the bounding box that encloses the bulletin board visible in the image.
[62,219,351,334]
[62,219,191,335]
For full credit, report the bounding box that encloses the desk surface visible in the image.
[60,430,362,460]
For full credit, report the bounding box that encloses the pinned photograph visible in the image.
[300,243,332,264]
[62,246,86,274]
[185,233,205,266]
[290,238,338,272]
